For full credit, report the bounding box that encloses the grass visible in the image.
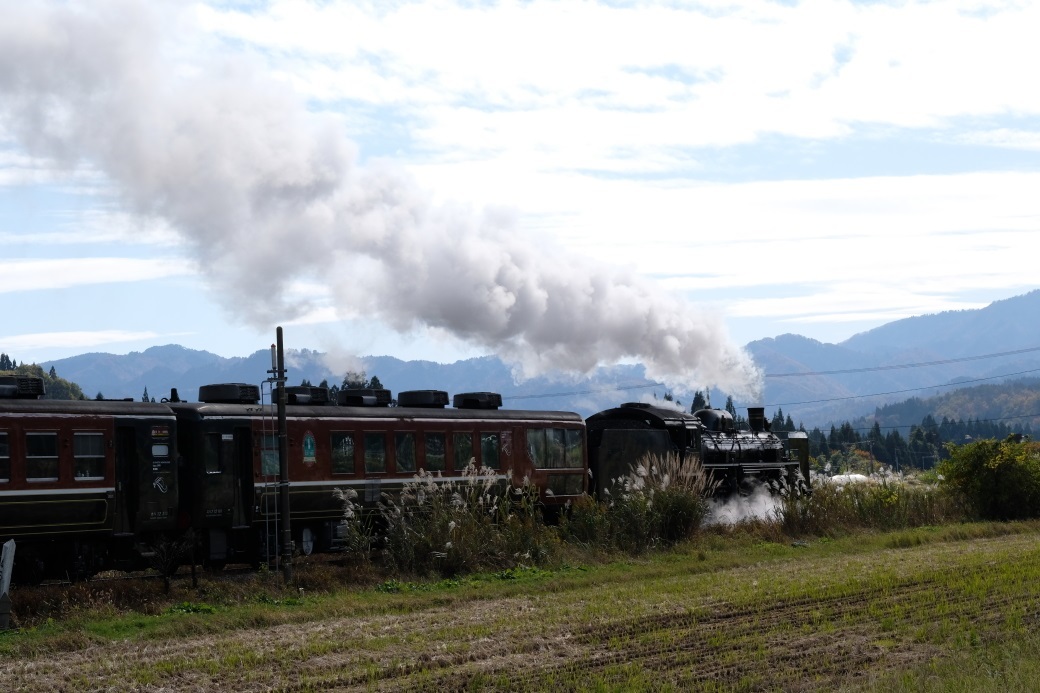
[2,520,1040,690]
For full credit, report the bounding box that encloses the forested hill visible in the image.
[862,377,1040,434]
[745,290,1040,426]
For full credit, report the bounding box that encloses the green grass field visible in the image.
[2,521,1039,691]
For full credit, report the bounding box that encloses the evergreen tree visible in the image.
[690,390,707,413]
[49,366,57,378]
[142,387,150,403]
[724,396,736,417]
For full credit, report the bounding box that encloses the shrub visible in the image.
[332,487,375,563]
[374,463,559,577]
[563,452,714,553]
[777,473,964,536]
[938,436,1040,520]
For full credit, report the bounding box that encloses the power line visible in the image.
[828,411,1040,436]
[500,346,1040,404]
[765,345,1040,378]
[765,368,1040,408]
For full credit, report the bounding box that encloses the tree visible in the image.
[0,353,12,371]
[49,366,57,379]
[690,391,707,413]
[142,387,150,403]
[724,396,736,417]
[342,371,383,390]
[95,392,105,400]
[939,436,1040,520]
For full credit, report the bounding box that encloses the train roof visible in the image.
[165,400,584,423]
[0,397,177,417]
[586,402,697,428]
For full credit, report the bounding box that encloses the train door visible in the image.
[114,427,138,535]
[200,426,251,526]
[232,427,252,528]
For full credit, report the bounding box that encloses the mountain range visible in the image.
[37,289,1040,430]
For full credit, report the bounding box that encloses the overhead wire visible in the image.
[765,368,1040,408]
[764,345,1040,378]
[503,345,1040,404]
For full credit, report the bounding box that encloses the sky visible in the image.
[1,0,1038,398]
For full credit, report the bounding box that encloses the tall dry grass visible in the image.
[777,474,964,536]
[561,452,715,553]
[368,462,559,577]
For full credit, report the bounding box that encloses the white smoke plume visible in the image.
[0,1,761,397]
[705,484,782,526]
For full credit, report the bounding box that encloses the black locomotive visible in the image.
[586,402,811,497]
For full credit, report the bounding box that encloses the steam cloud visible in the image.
[0,1,761,396]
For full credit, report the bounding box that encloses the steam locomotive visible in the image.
[586,402,811,498]
[0,372,808,583]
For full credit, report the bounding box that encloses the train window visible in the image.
[26,432,59,481]
[453,432,473,470]
[73,432,106,480]
[546,473,585,497]
[261,433,279,477]
[565,429,583,468]
[203,433,233,475]
[527,428,583,470]
[480,432,500,470]
[526,429,546,468]
[331,432,355,474]
[364,433,386,474]
[396,432,416,473]
[0,431,8,482]
[424,432,446,471]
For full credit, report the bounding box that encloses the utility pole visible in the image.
[275,327,292,583]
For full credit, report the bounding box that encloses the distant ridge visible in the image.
[35,289,1040,427]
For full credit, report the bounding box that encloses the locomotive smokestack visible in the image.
[169,388,180,403]
[747,407,767,433]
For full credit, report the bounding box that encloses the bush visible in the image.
[562,452,713,553]
[374,463,559,577]
[777,473,964,536]
[938,436,1040,520]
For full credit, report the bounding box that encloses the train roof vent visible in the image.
[337,388,393,407]
[397,390,449,408]
[453,392,502,410]
[285,385,331,405]
[620,402,652,409]
[198,383,261,404]
[0,375,46,399]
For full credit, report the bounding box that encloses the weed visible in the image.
[166,601,217,615]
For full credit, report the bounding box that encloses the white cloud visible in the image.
[0,258,193,293]
[1,0,1038,368]
[199,0,1040,170]
[0,329,167,351]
